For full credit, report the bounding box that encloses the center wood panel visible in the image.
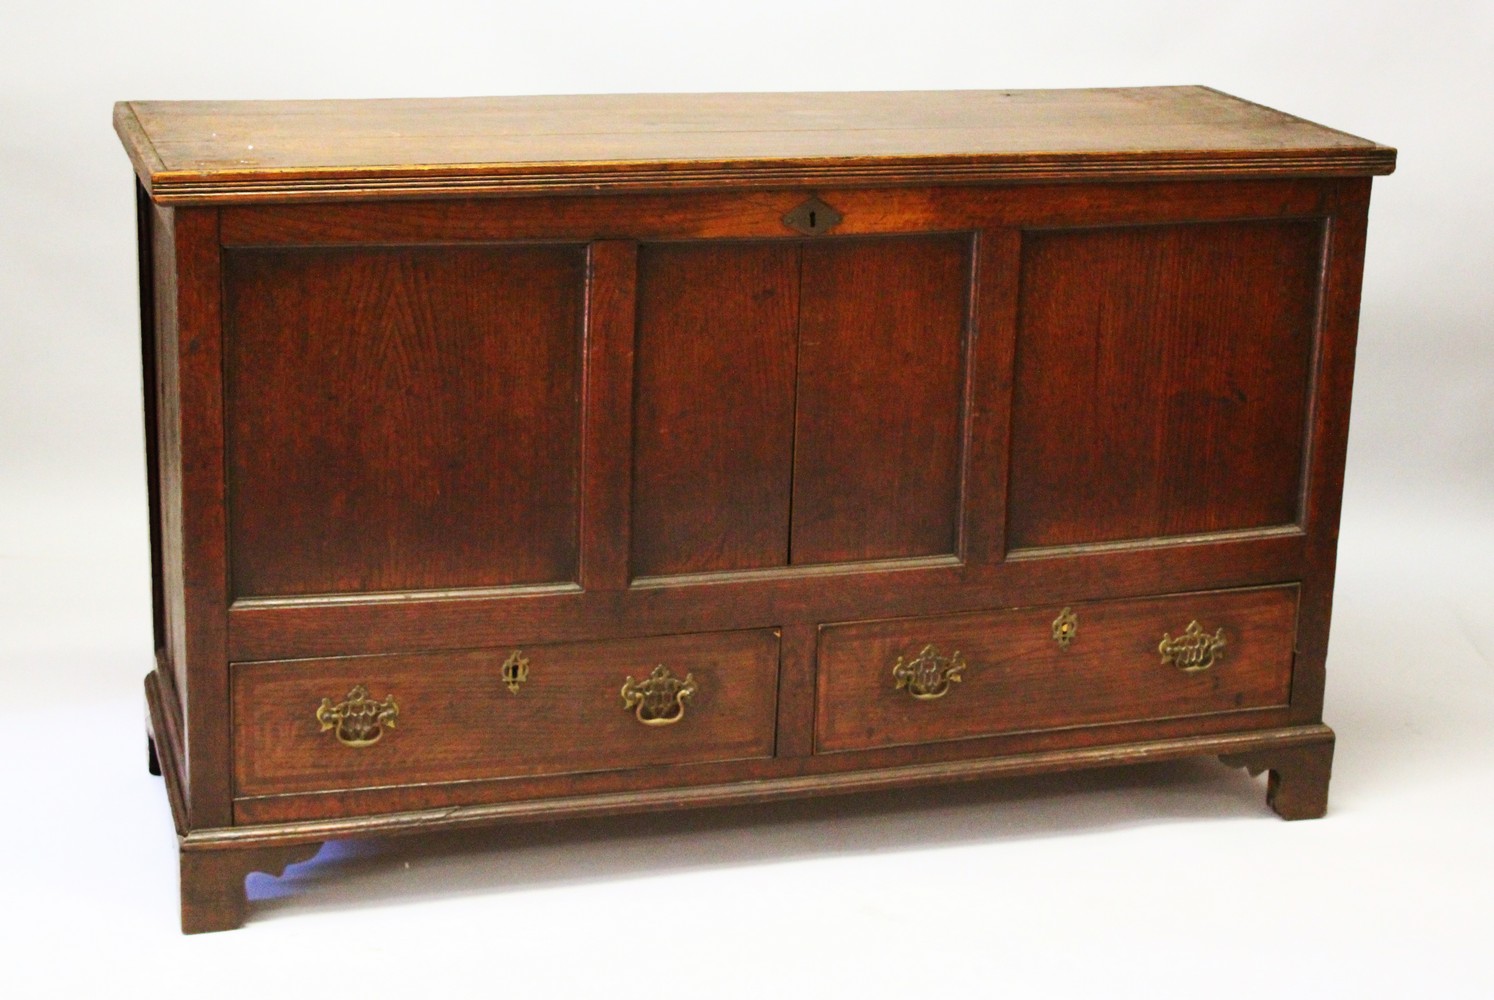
[1007,218,1324,551]
[224,244,585,597]
[791,234,972,564]
[630,242,800,577]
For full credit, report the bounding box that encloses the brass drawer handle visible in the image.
[621,665,697,726]
[1159,621,1227,673]
[316,684,399,747]
[892,644,966,700]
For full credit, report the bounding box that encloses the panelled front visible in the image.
[124,93,1391,930]
[233,629,781,798]
[209,181,1343,817]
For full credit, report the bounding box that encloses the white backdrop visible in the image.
[2,1,1491,995]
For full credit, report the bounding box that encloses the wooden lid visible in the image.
[115,86,1395,205]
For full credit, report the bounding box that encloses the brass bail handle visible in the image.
[891,644,966,700]
[1158,620,1227,673]
[316,684,399,747]
[621,664,697,725]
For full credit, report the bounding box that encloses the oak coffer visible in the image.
[115,87,1395,932]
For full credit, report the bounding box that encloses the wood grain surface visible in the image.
[791,234,971,564]
[815,585,1297,753]
[233,629,781,797]
[121,89,1391,931]
[1007,218,1324,550]
[631,242,800,576]
[115,88,1395,204]
[224,243,586,597]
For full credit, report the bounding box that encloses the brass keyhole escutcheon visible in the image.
[501,650,529,694]
[783,195,843,236]
[1052,607,1078,651]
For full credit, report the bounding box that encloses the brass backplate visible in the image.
[315,684,399,747]
[621,664,698,726]
[1159,620,1227,673]
[891,644,966,700]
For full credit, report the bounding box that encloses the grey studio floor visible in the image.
[2,481,1491,996]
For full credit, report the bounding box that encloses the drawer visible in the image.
[815,586,1297,753]
[233,629,780,798]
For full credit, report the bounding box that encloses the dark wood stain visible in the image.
[578,240,638,591]
[815,586,1297,753]
[631,242,799,576]
[791,234,971,564]
[171,207,234,828]
[233,629,780,797]
[224,244,586,596]
[1007,218,1324,550]
[216,179,1339,247]
[1293,180,1373,725]
[229,530,1309,660]
[117,89,1392,931]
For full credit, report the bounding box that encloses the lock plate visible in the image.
[782,196,843,236]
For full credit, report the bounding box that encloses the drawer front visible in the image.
[815,587,1297,753]
[233,629,780,797]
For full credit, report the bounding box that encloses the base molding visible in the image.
[148,669,1333,931]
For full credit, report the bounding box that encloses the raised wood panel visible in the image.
[815,585,1298,754]
[1007,219,1324,551]
[631,242,800,576]
[224,244,585,597]
[791,234,971,564]
[233,629,781,797]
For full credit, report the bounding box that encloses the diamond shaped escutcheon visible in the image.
[782,196,843,235]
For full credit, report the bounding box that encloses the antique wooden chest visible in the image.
[115,87,1395,932]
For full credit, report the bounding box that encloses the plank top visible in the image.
[115,86,1395,204]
